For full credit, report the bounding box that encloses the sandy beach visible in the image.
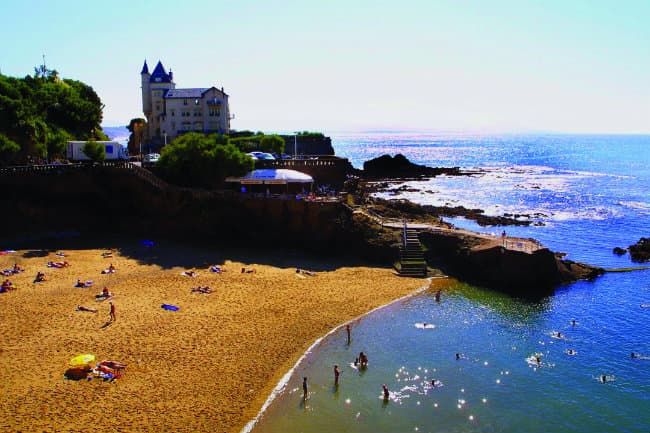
[0,237,451,433]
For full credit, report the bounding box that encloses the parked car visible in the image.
[247,151,276,161]
[143,153,160,163]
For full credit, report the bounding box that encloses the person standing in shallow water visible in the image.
[382,384,390,400]
[302,377,308,399]
[346,324,351,344]
[334,365,340,386]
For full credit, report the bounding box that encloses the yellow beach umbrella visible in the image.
[69,354,96,367]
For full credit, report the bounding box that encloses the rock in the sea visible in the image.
[628,238,650,262]
[612,247,627,256]
[362,154,460,178]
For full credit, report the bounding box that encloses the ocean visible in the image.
[254,132,650,433]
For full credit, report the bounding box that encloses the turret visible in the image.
[141,60,152,115]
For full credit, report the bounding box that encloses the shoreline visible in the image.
[239,277,444,433]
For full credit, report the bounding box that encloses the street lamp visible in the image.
[293,131,298,159]
[163,131,167,146]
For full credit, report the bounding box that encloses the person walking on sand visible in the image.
[302,377,308,399]
[334,365,340,386]
[109,302,116,322]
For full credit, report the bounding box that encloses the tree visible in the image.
[0,134,20,166]
[259,135,285,155]
[156,132,253,189]
[82,141,105,162]
[0,67,107,163]
[127,118,146,156]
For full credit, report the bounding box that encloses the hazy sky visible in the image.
[1,0,648,133]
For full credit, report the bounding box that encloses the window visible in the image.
[194,111,201,117]
[171,110,175,117]
[183,99,188,105]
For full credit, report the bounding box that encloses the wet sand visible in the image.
[0,239,451,433]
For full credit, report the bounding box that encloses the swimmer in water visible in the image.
[431,379,442,388]
[566,349,577,355]
[571,319,576,326]
[536,355,542,366]
[455,353,461,360]
[382,384,389,400]
[601,375,607,383]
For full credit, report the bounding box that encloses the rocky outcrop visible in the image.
[629,238,650,262]
[419,230,604,298]
[362,154,461,179]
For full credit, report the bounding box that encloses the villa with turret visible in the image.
[140,60,230,145]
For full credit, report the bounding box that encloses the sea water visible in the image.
[249,133,650,433]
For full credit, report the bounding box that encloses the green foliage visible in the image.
[297,131,324,138]
[156,132,253,188]
[127,118,146,155]
[0,66,106,163]
[259,134,285,155]
[230,135,262,152]
[0,134,21,166]
[82,141,106,162]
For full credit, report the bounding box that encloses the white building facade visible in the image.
[141,60,230,144]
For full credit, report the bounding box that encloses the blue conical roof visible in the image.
[149,61,172,83]
[141,60,149,74]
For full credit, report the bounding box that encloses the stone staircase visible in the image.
[399,225,428,277]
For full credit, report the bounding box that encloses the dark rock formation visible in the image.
[419,230,604,298]
[369,197,534,227]
[613,247,627,256]
[362,154,461,179]
[629,238,650,262]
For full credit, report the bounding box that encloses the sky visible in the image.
[1,0,648,134]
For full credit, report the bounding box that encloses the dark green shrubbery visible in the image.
[156,132,253,189]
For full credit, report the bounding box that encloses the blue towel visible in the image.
[161,304,179,311]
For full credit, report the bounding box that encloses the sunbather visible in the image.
[191,286,212,294]
[76,305,97,313]
[1,279,14,292]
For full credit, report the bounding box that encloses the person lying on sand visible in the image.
[296,268,317,277]
[47,261,69,268]
[1,279,15,292]
[209,265,224,273]
[191,286,212,294]
[182,270,198,277]
[241,267,255,273]
[76,305,97,313]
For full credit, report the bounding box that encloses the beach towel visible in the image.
[161,304,179,311]
[209,266,223,273]
[0,250,16,255]
[101,269,116,274]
